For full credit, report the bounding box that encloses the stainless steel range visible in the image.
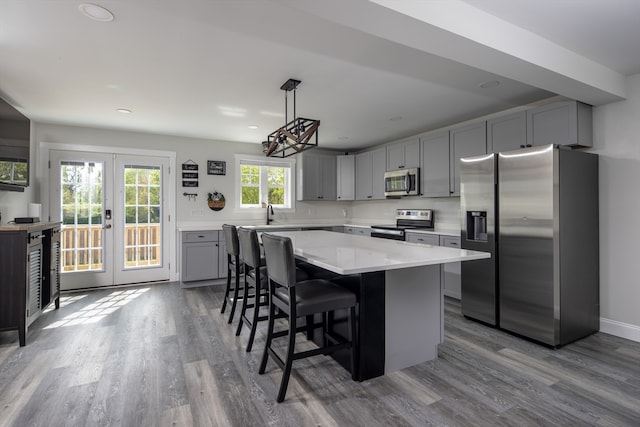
[370,209,434,240]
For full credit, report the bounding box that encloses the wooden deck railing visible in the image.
[61,224,161,272]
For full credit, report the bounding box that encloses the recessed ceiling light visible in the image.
[78,3,114,22]
[116,108,131,114]
[479,80,500,89]
[248,125,259,129]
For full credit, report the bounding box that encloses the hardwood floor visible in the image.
[1,282,638,426]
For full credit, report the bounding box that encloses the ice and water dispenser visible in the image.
[466,211,488,242]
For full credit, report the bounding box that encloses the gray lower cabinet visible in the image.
[440,236,461,300]
[406,233,439,245]
[218,230,227,279]
[353,227,371,237]
[405,232,461,300]
[343,226,371,236]
[181,231,219,283]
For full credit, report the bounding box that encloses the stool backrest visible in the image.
[222,224,239,257]
[261,233,297,288]
[238,228,260,269]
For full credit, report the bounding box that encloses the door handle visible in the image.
[104,224,112,229]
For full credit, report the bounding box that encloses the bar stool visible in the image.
[236,228,310,352]
[235,227,268,352]
[221,224,243,324]
[259,233,357,402]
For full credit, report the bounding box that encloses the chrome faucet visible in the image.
[266,204,274,225]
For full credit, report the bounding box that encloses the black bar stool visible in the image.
[221,224,243,324]
[235,227,268,352]
[259,233,357,402]
[236,228,310,352]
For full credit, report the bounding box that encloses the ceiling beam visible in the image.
[276,0,627,105]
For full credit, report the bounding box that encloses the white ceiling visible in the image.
[1,0,638,151]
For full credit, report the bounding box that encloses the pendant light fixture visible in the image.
[263,78,320,158]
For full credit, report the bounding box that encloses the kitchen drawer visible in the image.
[353,227,371,237]
[182,230,218,243]
[406,233,439,246]
[440,236,461,248]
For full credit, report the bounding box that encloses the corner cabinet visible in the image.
[297,152,337,201]
[336,155,355,201]
[0,222,61,346]
[526,100,592,148]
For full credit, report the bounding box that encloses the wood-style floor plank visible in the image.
[0,282,639,427]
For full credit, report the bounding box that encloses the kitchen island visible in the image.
[265,230,490,380]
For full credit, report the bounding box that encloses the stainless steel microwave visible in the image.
[384,168,420,197]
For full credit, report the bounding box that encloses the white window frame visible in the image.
[234,154,296,212]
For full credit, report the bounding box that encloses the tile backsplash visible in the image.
[351,197,461,231]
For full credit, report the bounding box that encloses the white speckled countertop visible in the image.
[266,230,488,275]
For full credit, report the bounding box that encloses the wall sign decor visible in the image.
[182,160,199,187]
[207,191,225,211]
[207,160,226,175]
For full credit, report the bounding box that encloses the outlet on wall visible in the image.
[191,209,204,216]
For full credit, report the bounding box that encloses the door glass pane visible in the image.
[123,165,162,269]
[60,161,104,272]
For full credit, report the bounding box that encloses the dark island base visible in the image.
[308,271,386,381]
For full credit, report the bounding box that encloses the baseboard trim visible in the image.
[600,317,640,343]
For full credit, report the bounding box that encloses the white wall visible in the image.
[32,123,352,228]
[591,72,640,339]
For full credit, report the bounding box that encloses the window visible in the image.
[236,155,295,210]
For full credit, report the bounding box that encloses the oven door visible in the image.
[384,168,419,197]
[370,228,405,240]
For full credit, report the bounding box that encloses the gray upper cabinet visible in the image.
[449,121,487,196]
[355,147,386,200]
[297,152,337,201]
[371,147,386,199]
[336,154,355,201]
[487,111,527,153]
[526,100,592,148]
[420,130,450,198]
[386,138,420,170]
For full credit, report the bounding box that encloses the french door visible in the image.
[49,150,170,290]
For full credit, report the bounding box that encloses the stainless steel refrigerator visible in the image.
[460,144,600,347]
